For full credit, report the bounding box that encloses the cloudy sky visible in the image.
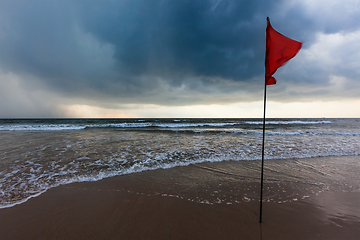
[0,0,359,118]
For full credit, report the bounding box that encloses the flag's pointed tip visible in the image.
[266,76,277,85]
[267,17,270,26]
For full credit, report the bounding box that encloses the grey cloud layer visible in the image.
[0,0,359,111]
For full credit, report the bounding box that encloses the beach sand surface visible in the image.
[1,157,360,240]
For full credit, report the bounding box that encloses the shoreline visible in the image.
[3,154,359,210]
[1,156,360,239]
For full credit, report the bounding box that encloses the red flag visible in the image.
[265,17,302,85]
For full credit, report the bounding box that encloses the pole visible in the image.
[259,82,267,223]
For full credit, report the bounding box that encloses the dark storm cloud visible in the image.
[76,0,268,80]
[0,0,360,111]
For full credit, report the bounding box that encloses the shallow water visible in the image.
[109,156,360,205]
[1,118,360,207]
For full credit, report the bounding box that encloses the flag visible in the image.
[265,17,302,85]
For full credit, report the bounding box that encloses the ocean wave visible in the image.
[0,122,239,131]
[2,123,358,137]
[245,120,332,125]
[0,124,87,131]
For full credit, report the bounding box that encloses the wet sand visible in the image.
[1,157,360,239]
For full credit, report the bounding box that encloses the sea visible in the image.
[1,118,360,208]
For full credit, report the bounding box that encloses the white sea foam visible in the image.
[0,122,239,131]
[0,190,46,209]
[0,124,87,131]
[245,120,332,125]
[2,144,360,209]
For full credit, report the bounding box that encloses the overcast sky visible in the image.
[0,0,360,118]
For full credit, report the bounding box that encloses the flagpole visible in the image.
[259,16,302,224]
[259,80,267,224]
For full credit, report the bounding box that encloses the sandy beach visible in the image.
[1,157,360,239]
